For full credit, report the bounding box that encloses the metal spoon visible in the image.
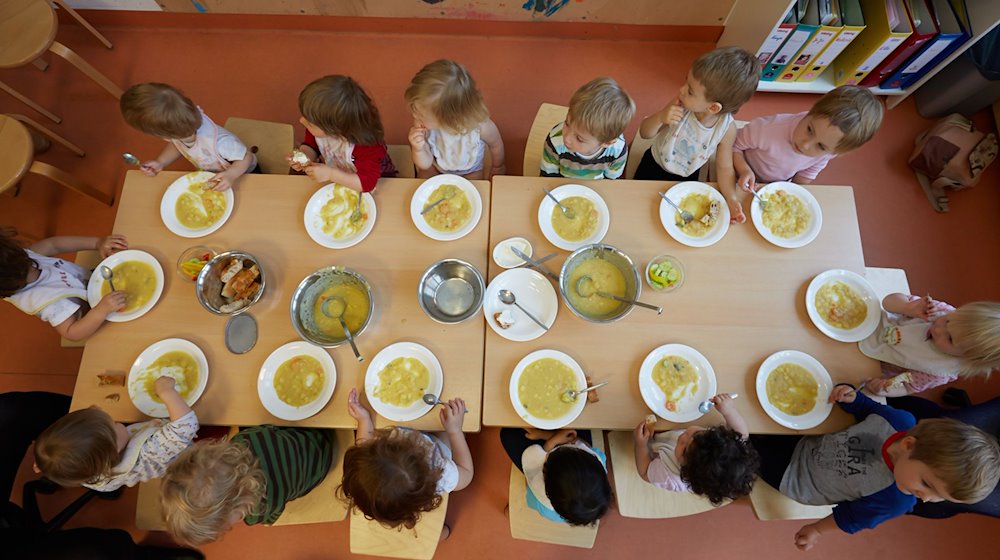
[100,265,116,291]
[749,188,768,209]
[350,191,364,223]
[121,152,141,167]
[698,393,740,414]
[498,289,549,331]
[420,187,456,215]
[422,393,468,413]
[574,275,662,314]
[563,380,609,402]
[320,296,363,362]
[657,191,694,224]
[542,187,575,219]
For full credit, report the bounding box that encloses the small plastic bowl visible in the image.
[492,237,533,269]
[176,246,216,283]
[646,254,684,292]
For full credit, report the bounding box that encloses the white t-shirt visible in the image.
[415,431,460,494]
[4,249,90,326]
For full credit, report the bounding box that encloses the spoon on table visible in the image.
[563,381,609,402]
[321,296,363,362]
[657,191,694,224]
[420,188,456,215]
[121,152,141,167]
[100,265,116,291]
[542,187,575,219]
[698,393,740,414]
[422,393,469,413]
[574,275,662,314]
[498,289,550,331]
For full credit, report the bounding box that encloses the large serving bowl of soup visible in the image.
[559,243,641,323]
[195,251,266,315]
[289,266,374,348]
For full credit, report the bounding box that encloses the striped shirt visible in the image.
[234,426,333,525]
[540,122,628,180]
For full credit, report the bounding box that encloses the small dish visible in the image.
[176,246,216,283]
[364,342,444,422]
[493,237,533,269]
[409,174,483,241]
[508,349,588,429]
[755,350,834,430]
[303,184,377,249]
[645,254,684,292]
[257,341,337,421]
[537,184,610,251]
[659,181,730,248]
[159,171,235,238]
[127,338,209,418]
[87,249,165,323]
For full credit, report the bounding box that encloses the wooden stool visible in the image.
[0,114,112,206]
[748,480,833,521]
[223,117,294,175]
[349,492,449,560]
[864,267,911,301]
[606,430,723,518]
[522,103,568,175]
[273,429,353,525]
[0,0,122,99]
[387,144,415,178]
[51,0,113,49]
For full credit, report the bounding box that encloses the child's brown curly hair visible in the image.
[680,426,759,505]
[0,227,33,297]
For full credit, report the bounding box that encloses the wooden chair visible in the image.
[606,430,722,518]
[749,480,833,521]
[507,430,603,548]
[0,0,122,99]
[625,130,654,179]
[864,267,911,301]
[223,117,294,175]
[349,491,449,560]
[0,114,113,206]
[522,103,568,176]
[387,144,415,178]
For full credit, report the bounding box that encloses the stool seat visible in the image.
[0,115,34,192]
[0,0,57,68]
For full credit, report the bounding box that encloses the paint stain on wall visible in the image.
[190,0,207,13]
[521,0,571,17]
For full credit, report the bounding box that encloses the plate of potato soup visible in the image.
[87,249,164,323]
[410,174,483,241]
[159,171,235,238]
[257,341,337,421]
[750,181,823,248]
[806,269,880,342]
[536,184,610,251]
[755,350,833,430]
[659,181,730,248]
[508,349,587,429]
[638,344,717,423]
[304,184,377,249]
[127,338,209,418]
[364,342,444,422]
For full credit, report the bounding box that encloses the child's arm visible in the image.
[440,397,474,491]
[29,235,128,258]
[54,292,126,341]
[408,124,435,173]
[540,131,563,177]
[829,385,915,429]
[715,125,745,224]
[794,515,838,551]
[480,119,506,178]
[639,99,683,139]
[208,151,255,192]
[347,388,375,443]
[732,151,756,193]
[141,143,183,176]
[154,376,193,421]
[790,173,814,185]
[881,293,952,320]
[632,421,654,481]
[303,162,363,191]
[712,393,749,438]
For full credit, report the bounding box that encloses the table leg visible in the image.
[29,160,114,206]
[52,0,113,49]
[0,81,61,123]
[48,41,123,99]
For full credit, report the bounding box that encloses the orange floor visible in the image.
[2,13,999,560]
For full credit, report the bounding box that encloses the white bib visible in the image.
[315,135,357,173]
[653,111,733,177]
[858,311,963,377]
[428,126,484,175]
[4,250,89,316]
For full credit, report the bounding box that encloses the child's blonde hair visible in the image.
[404,59,490,134]
[120,83,202,139]
[160,439,265,546]
[690,46,761,114]
[807,85,884,153]
[566,77,636,144]
[908,418,1000,503]
[299,75,385,146]
[34,408,119,487]
[949,301,1000,376]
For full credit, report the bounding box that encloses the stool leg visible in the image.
[0,81,60,123]
[47,41,122,99]
[32,58,50,72]
[11,114,84,156]
[51,0,113,49]
[29,161,114,206]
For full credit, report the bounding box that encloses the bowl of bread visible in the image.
[195,251,265,315]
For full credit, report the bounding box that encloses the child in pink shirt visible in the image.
[731,86,883,219]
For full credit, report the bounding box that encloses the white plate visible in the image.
[159,171,235,238]
[483,268,558,342]
[86,249,165,323]
[508,349,587,429]
[536,184,611,251]
[127,338,209,418]
[638,344,718,423]
[303,184,377,249]
[364,342,444,422]
[257,341,337,421]
[755,350,834,430]
[750,181,823,249]
[409,174,483,241]
[805,269,881,343]
[493,237,532,269]
[659,181,730,248]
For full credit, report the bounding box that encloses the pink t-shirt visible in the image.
[732,112,835,182]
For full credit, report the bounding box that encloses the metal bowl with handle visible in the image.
[418,259,485,324]
[559,243,641,323]
[289,266,375,348]
[195,250,265,315]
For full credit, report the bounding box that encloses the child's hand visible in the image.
[737,168,756,192]
[662,98,684,127]
[98,235,128,258]
[862,377,898,397]
[828,384,858,404]
[439,397,467,434]
[711,393,737,413]
[303,163,336,184]
[287,153,310,173]
[154,375,179,397]
[901,295,934,320]
[794,523,822,551]
[347,388,373,424]
[551,429,577,446]
[408,125,429,151]
[140,160,163,176]
[208,171,235,192]
[95,291,127,314]
[525,427,550,440]
[633,420,652,447]
[727,198,746,224]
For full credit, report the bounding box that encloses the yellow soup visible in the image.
[675,193,717,237]
[815,281,867,329]
[652,355,699,412]
[551,196,598,241]
[761,189,811,238]
[141,351,199,403]
[175,182,227,229]
[374,357,429,407]
[766,363,818,416]
[274,355,325,407]
[320,185,368,239]
[424,184,472,232]
[518,358,578,420]
[566,257,626,317]
[312,283,370,337]
[101,260,156,313]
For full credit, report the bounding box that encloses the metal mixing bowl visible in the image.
[559,243,641,323]
[418,259,485,324]
[289,266,374,347]
[195,250,265,315]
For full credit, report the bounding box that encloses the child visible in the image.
[636,47,760,222]
[160,425,333,545]
[540,77,635,180]
[860,294,1000,396]
[499,427,610,526]
[34,376,198,492]
[289,75,397,193]
[405,59,505,179]
[732,85,883,216]
[632,393,758,504]
[339,388,472,532]
[1,228,127,341]
[750,385,999,551]
[120,83,258,191]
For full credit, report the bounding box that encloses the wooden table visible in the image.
[482,177,879,434]
[71,171,489,432]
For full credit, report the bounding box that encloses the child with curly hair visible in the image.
[633,393,758,504]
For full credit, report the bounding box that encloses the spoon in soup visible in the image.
[574,275,662,314]
[563,380,609,402]
[321,296,363,362]
[420,187,456,215]
[542,187,575,219]
[657,192,694,224]
[350,191,364,223]
[100,265,116,291]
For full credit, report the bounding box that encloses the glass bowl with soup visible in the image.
[290,266,374,348]
[559,243,641,323]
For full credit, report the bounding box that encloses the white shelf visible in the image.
[756,67,905,95]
